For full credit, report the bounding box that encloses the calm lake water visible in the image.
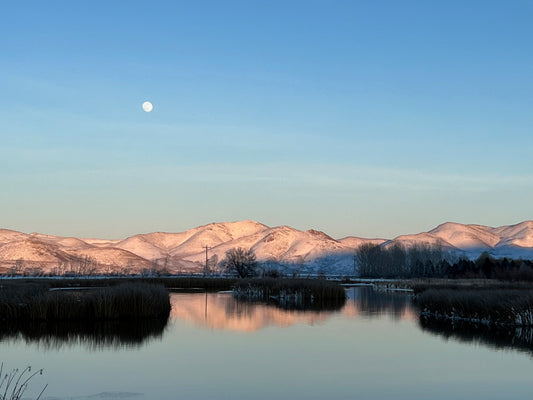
[2,287,533,400]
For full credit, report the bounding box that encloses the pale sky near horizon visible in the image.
[1,1,532,239]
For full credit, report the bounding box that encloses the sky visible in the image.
[1,0,532,239]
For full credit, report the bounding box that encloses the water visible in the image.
[2,287,533,400]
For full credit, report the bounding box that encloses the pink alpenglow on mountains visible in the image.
[0,220,532,276]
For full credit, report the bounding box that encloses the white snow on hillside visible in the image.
[428,222,500,249]
[491,221,533,248]
[0,238,71,263]
[83,238,121,247]
[338,236,387,248]
[383,233,454,250]
[34,235,94,250]
[72,247,151,271]
[0,229,28,244]
[113,235,171,261]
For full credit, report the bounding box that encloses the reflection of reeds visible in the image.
[0,318,168,350]
[419,316,533,357]
[232,279,346,310]
[0,283,171,320]
[416,289,533,326]
[355,287,413,319]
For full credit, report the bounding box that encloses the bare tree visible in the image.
[68,255,99,276]
[356,243,382,277]
[10,258,24,276]
[220,248,258,278]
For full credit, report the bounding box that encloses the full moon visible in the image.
[142,101,153,112]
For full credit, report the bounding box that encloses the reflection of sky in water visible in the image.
[1,288,533,400]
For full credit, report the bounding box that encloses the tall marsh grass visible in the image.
[4,277,237,291]
[410,280,533,295]
[417,289,533,326]
[0,283,170,321]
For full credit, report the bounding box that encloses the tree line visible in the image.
[356,242,454,278]
[447,252,533,280]
[356,242,533,280]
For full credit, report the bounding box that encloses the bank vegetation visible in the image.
[0,282,170,321]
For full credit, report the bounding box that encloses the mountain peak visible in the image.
[306,229,337,242]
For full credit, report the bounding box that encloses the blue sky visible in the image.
[1,0,532,239]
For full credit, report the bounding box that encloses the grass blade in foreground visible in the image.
[0,364,47,400]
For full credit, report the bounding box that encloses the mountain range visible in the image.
[0,220,532,275]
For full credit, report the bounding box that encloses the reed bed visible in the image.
[3,277,237,291]
[416,289,533,326]
[232,278,346,310]
[0,283,170,321]
[410,279,533,295]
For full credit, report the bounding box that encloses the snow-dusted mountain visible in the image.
[383,221,533,259]
[0,220,532,276]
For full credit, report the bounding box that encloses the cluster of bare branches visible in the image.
[357,242,456,278]
[220,248,259,278]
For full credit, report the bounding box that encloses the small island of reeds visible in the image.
[232,278,347,310]
[0,282,171,321]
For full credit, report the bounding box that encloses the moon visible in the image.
[142,101,153,112]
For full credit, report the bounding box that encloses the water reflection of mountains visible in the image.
[171,292,334,332]
[171,288,418,332]
[0,318,168,350]
[419,317,533,357]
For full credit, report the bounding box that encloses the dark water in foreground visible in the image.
[1,287,533,400]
